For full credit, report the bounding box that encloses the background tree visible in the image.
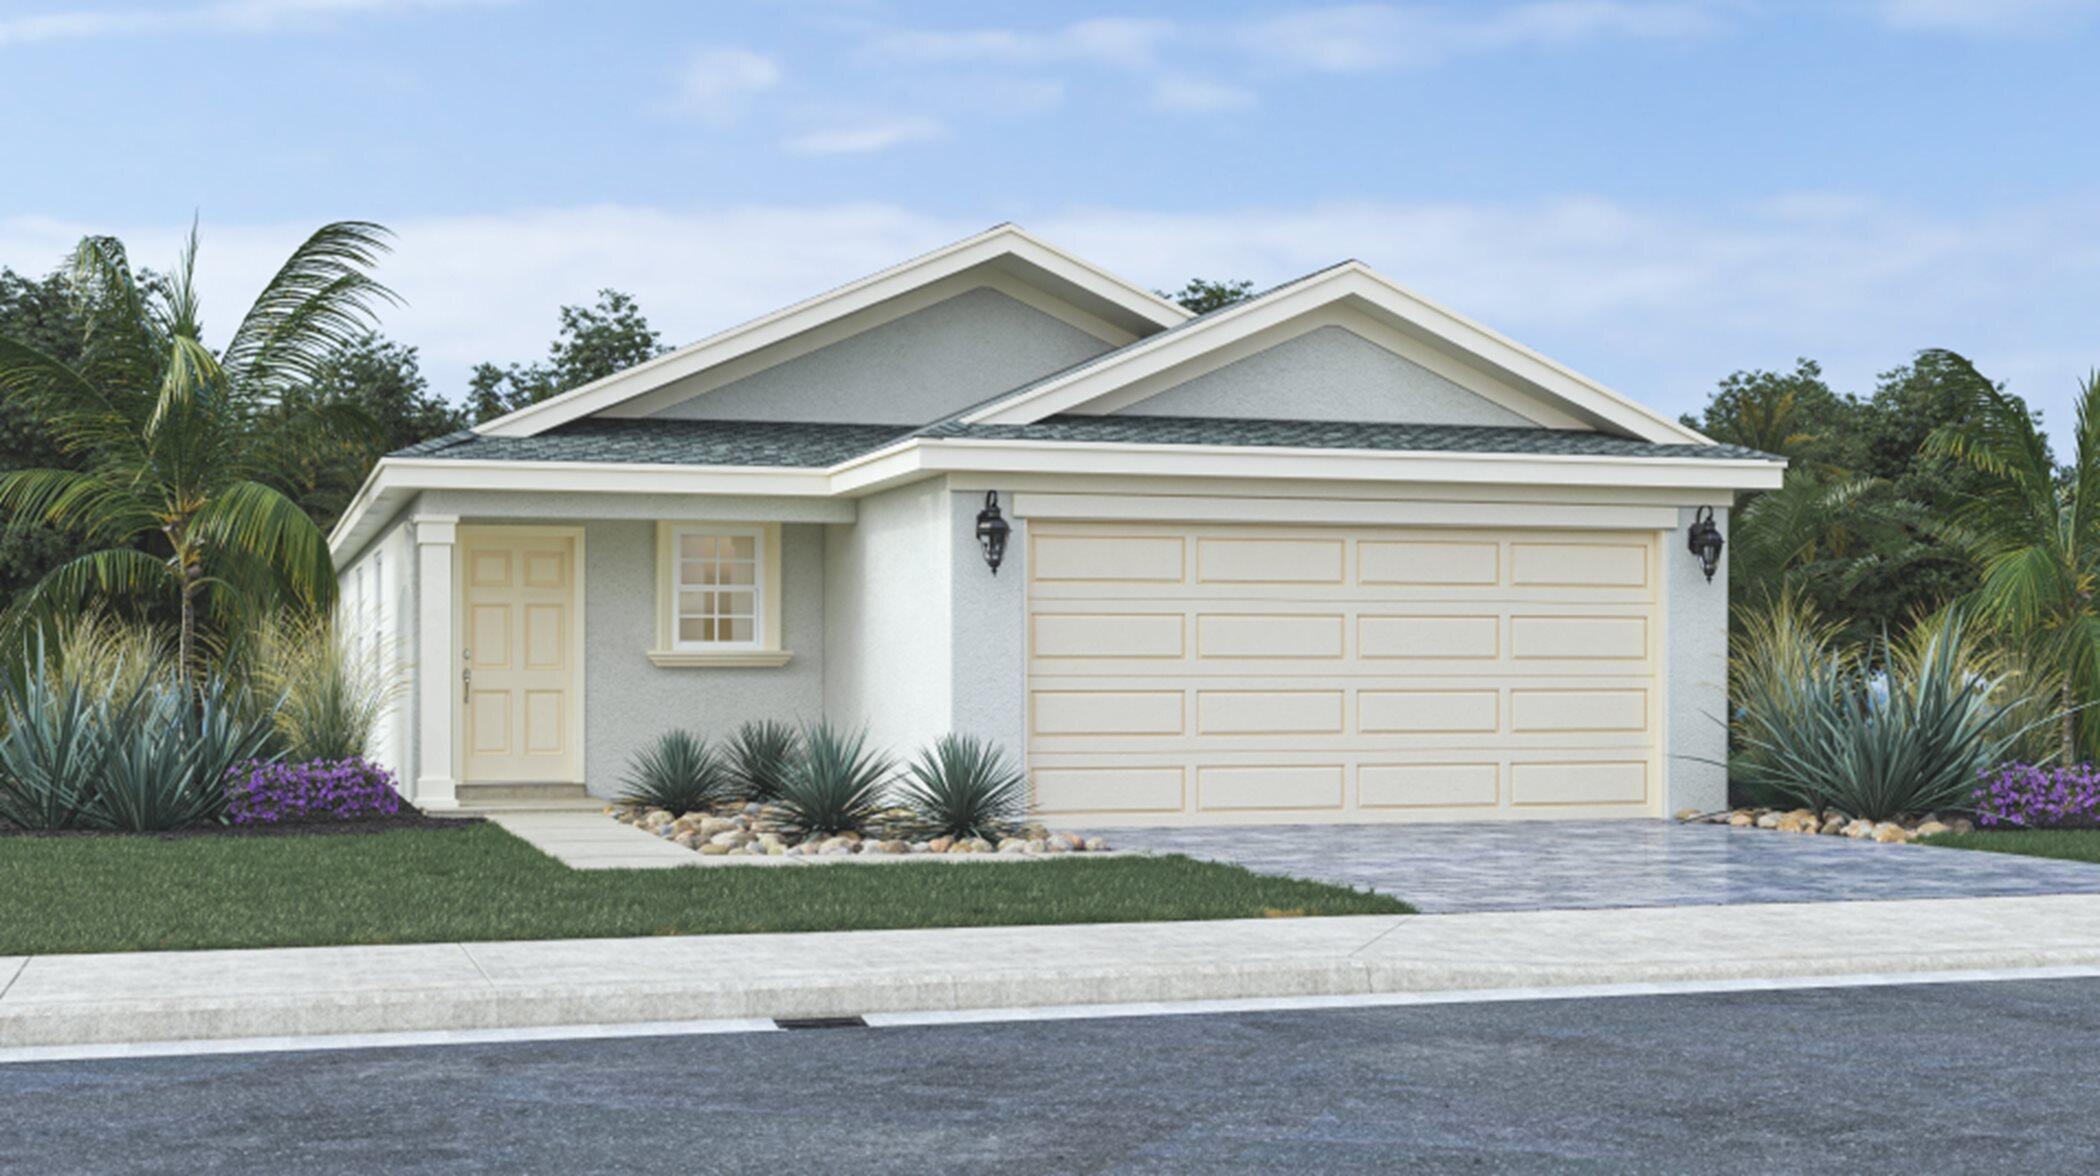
[0,267,97,605]
[467,288,667,422]
[1679,359,1855,471]
[1157,278,1255,315]
[274,331,462,530]
[0,223,395,676]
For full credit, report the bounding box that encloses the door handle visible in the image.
[462,648,472,703]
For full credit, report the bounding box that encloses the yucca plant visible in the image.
[1731,612,2062,819]
[766,721,892,839]
[617,730,736,814]
[895,734,1029,841]
[724,719,800,803]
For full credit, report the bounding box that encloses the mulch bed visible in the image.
[0,811,481,840]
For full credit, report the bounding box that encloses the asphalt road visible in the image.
[4,978,2097,1174]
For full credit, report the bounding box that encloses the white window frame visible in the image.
[651,521,791,667]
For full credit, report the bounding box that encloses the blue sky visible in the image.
[4,0,2099,429]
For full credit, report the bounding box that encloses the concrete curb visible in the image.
[9,895,2100,1050]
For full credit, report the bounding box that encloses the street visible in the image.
[3,976,2095,1174]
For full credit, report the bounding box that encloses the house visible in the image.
[329,225,1783,825]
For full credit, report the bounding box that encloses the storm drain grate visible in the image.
[773,1015,869,1030]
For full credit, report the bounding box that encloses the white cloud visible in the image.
[1876,0,2100,33]
[1150,76,1258,114]
[1244,2,1724,72]
[7,193,2095,435]
[780,116,945,155]
[0,0,506,47]
[667,46,782,124]
[867,17,1173,69]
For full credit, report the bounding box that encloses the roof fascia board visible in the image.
[964,264,1712,445]
[476,226,1188,439]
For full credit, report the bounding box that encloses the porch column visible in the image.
[413,514,459,809]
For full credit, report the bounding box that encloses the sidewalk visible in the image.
[8,894,2100,1050]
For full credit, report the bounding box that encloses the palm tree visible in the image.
[0,222,394,680]
[1926,363,2100,765]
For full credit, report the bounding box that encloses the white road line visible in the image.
[9,963,2100,1064]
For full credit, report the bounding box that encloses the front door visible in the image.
[460,527,582,784]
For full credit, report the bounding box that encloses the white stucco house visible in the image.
[329,225,1783,825]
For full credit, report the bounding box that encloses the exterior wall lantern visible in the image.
[975,491,1011,575]
[1687,506,1725,582]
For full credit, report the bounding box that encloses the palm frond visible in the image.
[0,469,158,546]
[220,222,398,405]
[0,547,175,651]
[188,480,337,611]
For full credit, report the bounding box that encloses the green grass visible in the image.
[1921,828,2100,864]
[0,823,1409,956]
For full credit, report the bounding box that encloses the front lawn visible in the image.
[0,822,1408,955]
[1921,829,2100,865]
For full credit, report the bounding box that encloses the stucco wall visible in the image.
[337,508,419,793]
[1664,505,1730,814]
[650,286,1114,425]
[949,487,1028,767]
[1117,324,1538,426]
[822,478,954,758]
[579,519,827,795]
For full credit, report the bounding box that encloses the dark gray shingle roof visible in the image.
[391,414,1777,468]
[390,419,911,466]
[923,415,1781,462]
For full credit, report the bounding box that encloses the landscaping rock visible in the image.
[1729,811,1756,827]
[928,836,955,854]
[1842,819,1877,839]
[1819,815,1847,835]
[1950,818,1975,835]
[1871,822,1911,844]
[1754,811,1784,829]
[1914,820,1952,838]
[698,843,731,856]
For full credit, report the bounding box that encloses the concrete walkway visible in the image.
[10,894,2100,1050]
[1091,820,2100,912]
[487,810,698,869]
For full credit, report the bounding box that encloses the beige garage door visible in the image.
[1025,521,1662,825]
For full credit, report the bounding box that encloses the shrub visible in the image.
[227,757,404,825]
[244,612,395,761]
[618,730,736,814]
[88,677,278,832]
[766,721,891,838]
[1973,762,2100,829]
[894,734,1029,841]
[1731,612,2059,820]
[724,719,800,802]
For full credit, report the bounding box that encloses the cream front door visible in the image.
[1025,521,1662,826]
[460,527,583,784]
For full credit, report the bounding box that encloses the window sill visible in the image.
[646,648,794,669]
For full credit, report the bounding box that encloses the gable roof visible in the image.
[474,224,1191,439]
[954,261,1712,446]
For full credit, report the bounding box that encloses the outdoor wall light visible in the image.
[975,491,1011,575]
[1688,506,1725,582]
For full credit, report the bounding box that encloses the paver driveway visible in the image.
[1086,820,2100,913]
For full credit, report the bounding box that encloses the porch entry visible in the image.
[458,526,584,784]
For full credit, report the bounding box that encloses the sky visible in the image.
[3,0,2099,430]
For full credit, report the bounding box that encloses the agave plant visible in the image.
[1731,611,2062,819]
[766,721,892,838]
[617,729,736,814]
[724,719,800,803]
[895,734,1029,841]
[88,677,276,832]
[0,645,114,830]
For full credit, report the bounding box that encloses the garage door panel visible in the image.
[1028,521,1659,825]
[1197,537,1344,584]
[1198,691,1344,735]
[1033,691,1184,736]
[1359,763,1499,808]
[1196,613,1344,659]
[1197,765,1345,811]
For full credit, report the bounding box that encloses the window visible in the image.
[653,522,790,667]
[674,529,761,648]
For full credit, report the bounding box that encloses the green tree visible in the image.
[0,266,96,605]
[1926,362,2100,765]
[276,332,462,530]
[467,288,667,422]
[1679,359,1855,470]
[1157,278,1255,315]
[0,222,395,677]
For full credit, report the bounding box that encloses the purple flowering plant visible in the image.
[226,757,404,826]
[1972,762,2100,829]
